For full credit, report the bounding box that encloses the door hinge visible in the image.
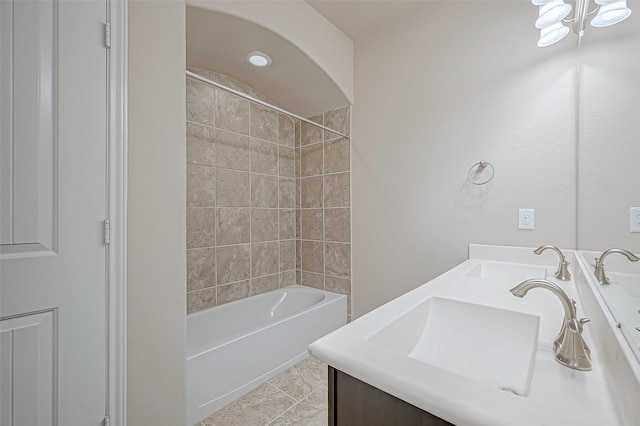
[103,219,111,245]
[103,415,110,426]
[104,22,111,49]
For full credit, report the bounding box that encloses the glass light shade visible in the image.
[591,1,632,27]
[536,1,572,29]
[538,22,570,47]
[532,0,555,5]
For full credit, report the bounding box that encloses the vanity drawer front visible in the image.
[329,367,453,426]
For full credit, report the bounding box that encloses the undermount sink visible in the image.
[367,297,539,396]
[464,261,547,283]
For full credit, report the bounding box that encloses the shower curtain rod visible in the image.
[186,70,350,140]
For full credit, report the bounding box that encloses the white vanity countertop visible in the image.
[309,245,622,426]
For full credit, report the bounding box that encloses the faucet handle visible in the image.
[579,318,590,325]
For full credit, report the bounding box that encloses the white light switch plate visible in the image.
[631,208,640,233]
[518,209,534,230]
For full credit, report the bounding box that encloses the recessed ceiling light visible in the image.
[246,51,272,67]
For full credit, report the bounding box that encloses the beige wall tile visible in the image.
[215,128,249,171]
[295,147,301,179]
[279,178,295,209]
[295,166,301,208]
[251,274,280,296]
[279,239,296,272]
[251,138,279,175]
[280,270,297,287]
[251,241,279,278]
[301,272,324,289]
[216,168,250,207]
[301,176,323,208]
[279,145,296,178]
[324,208,350,242]
[187,164,216,206]
[324,106,350,138]
[278,113,296,147]
[324,137,350,174]
[279,209,296,240]
[187,287,216,314]
[186,74,351,311]
[216,244,250,285]
[325,275,351,315]
[187,207,215,248]
[325,242,351,278]
[301,115,323,146]
[301,240,324,274]
[217,280,250,306]
[186,122,215,166]
[215,90,249,135]
[301,143,323,177]
[251,174,278,208]
[324,172,350,207]
[187,247,215,291]
[250,103,278,142]
[214,72,272,104]
[186,79,214,126]
[188,66,216,81]
[251,209,278,242]
[301,209,323,241]
[216,208,250,245]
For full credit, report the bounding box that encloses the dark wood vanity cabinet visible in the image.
[328,367,454,425]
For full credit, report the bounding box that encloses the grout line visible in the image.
[188,239,297,251]
[262,382,299,425]
[322,110,326,292]
[265,381,300,403]
[186,119,295,148]
[276,112,281,288]
[248,102,253,297]
[213,85,218,307]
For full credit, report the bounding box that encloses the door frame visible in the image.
[107,0,127,424]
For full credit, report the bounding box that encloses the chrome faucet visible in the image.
[533,245,571,281]
[510,279,591,371]
[593,248,639,285]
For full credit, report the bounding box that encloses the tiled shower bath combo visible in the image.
[185,67,351,423]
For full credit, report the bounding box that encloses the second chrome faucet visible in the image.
[593,248,639,285]
[533,245,571,281]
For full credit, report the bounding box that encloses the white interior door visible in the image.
[1,0,108,424]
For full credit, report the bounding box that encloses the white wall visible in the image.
[188,0,354,105]
[128,1,187,424]
[577,10,640,252]
[352,2,579,317]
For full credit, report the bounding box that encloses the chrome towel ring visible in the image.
[467,161,495,185]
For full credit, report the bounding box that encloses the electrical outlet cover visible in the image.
[518,209,534,230]
[630,207,640,233]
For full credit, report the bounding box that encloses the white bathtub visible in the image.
[186,285,347,425]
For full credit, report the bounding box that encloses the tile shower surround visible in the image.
[186,67,351,318]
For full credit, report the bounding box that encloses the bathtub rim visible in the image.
[186,285,347,359]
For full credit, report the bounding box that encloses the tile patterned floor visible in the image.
[197,356,329,426]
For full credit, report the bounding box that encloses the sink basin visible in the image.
[608,272,640,298]
[464,261,547,283]
[367,297,539,396]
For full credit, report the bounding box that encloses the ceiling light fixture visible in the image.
[532,0,632,47]
[246,51,272,67]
